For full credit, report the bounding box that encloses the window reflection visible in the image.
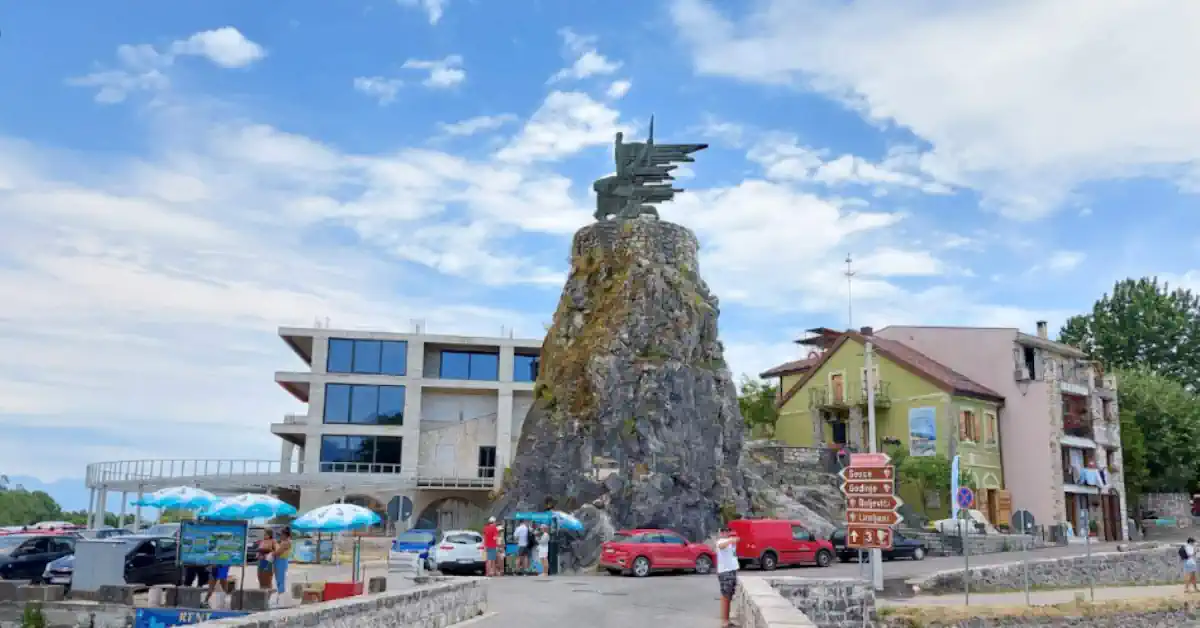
[327,339,407,375]
[439,351,500,381]
[323,384,404,425]
[320,435,403,472]
[514,354,540,382]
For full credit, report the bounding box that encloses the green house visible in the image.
[771,330,1007,520]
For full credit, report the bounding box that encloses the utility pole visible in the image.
[865,340,883,591]
[845,255,855,330]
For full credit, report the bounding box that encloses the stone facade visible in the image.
[907,546,1181,594]
[0,601,134,628]
[732,576,875,628]
[192,578,486,628]
[883,603,1200,627]
[1140,493,1192,526]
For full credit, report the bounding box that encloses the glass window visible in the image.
[350,385,380,424]
[375,437,403,466]
[380,341,407,376]
[321,435,350,469]
[347,436,373,465]
[440,352,471,379]
[478,446,496,478]
[514,354,539,382]
[352,340,382,374]
[468,353,499,380]
[324,384,351,423]
[377,386,405,425]
[327,339,354,373]
[791,526,813,541]
[660,533,687,545]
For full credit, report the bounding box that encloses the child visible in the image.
[716,527,740,627]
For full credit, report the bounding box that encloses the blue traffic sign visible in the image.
[955,487,975,510]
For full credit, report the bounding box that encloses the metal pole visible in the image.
[865,341,883,591]
[1084,509,1094,601]
[1022,526,1031,606]
[962,509,971,606]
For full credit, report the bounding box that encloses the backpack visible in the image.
[1180,545,1189,561]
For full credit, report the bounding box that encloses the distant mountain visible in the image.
[6,476,91,512]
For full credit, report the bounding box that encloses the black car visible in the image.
[829,528,926,562]
[0,534,76,581]
[43,535,182,589]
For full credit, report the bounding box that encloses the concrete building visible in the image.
[271,326,540,528]
[876,323,1126,541]
[83,326,541,532]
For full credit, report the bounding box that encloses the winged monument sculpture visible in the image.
[592,117,708,221]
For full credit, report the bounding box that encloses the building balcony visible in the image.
[808,382,892,410]
[283,415,308,425]
[1063,414,1093,440]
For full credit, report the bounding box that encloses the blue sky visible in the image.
[2,0,1199,506]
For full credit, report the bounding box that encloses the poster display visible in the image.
[907,407,937,456]
[179,521,248,567]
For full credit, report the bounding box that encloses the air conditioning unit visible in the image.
[1014,367,1031,381]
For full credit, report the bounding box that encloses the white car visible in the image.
[429,530,485,575]
[929,509,999,536]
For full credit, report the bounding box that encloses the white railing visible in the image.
[283,415,308,425]
[86,459,498,490]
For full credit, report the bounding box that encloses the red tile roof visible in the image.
[759,356,819,378]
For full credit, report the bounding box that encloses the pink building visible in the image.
[876,323,1126,541]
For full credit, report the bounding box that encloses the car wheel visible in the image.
[760,551,778,571]
[815,550,832,568]
[912,547,926,561]
[632,556,652,578]
[695,554,714,575]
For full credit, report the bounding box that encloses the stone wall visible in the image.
[733,576,874,628]
[193,578,486,628]
[904,530,1059,557]
[882,601,1200,627]
[907,546,1181,594]
[1140,492,1192,526]
[0,601,134,628]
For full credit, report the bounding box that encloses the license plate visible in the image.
[457,558,474,563]
[50,577,69,584]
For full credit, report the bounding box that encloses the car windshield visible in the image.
[831,530,845,542]
[144,525,177,536]
[395,532,434,544]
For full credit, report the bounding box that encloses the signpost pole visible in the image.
[1083,509,1094,602]
[1022,522,1031,606]
[962,508,970,606]
[864,341,883,592]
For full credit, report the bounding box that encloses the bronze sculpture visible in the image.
[592,117,707,221]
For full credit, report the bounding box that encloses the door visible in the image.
[832,420,847,445]
[789,525,816,564]
[126,540,158,584]
[156,538,180,584]
[656,532,690,568]
[831,373,845,403]
[1104,494,1122,542]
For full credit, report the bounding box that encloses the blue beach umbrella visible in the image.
[551,511,585,533]
[291,504,381,532]
[133,486,218,510]
[200,494,297,520]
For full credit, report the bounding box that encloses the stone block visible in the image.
[0,580,30,601]
[97,584,137,605]
[368,576,387,593]
[232,588,271,611]
[291,582,305,599]
[174,586,205,609]
[18,585,65,602]
[149,584,177,607]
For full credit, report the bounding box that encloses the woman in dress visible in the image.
[537,525,551,577]
[256,529,276,589]
[273,528,293,599]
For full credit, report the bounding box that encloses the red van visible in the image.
[728,519,834,570]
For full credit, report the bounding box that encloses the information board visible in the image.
[134,608,248,628]
[179,521,248,567]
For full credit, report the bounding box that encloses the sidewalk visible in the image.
[883,583,1191,608]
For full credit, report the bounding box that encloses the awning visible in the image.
[1060,435,1097,449]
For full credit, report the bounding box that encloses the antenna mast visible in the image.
[844,254,855,330]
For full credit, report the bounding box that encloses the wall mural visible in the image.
[908,406,937,456]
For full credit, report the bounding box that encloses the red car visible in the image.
[599,529,716,577]
[729,519,834,570]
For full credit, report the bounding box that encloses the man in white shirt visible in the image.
[514,520,531,574]
[716,527,739,627]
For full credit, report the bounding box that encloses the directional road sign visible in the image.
[849,452,891,467]
[847,525,893,550]
[842,480,895,496]
[840,466,895,481]
[955,487,975,510]
[847,510,903,526]
[847,495,903,512]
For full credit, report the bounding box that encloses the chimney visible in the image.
[1036,320,1048,339]
[859,326,874,336]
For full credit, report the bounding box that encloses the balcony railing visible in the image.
[86,459,499,490]
[283,415,308,425]
[808,382,891,409]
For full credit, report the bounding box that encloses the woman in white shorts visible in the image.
[537,525,550,576]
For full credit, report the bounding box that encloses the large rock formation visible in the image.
[494,218,750,542]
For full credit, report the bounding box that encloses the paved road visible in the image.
[467,573,721,627]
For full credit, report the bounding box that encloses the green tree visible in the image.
[1115,369,1200,494]
[0,489,63,526]
[738,375,779,437]
[0,474,9,491]
[1058,277,1200,385]
[885,445,974,516]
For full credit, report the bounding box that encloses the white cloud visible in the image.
[170,27,267,68]
[69,28,264,103]
[402,55,466,89]
[437,114,518,137]
[749,133,952,195]
[397,0,449,25]
[495,91,626,164]
[353,76,404,104]
[549,28,622,83]
[1041,250,1086,273]
[605,80,632,100]
[670,0,1200,219]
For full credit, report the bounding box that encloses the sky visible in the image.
[3,0,1200,507]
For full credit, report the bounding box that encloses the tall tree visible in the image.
[738,376,779,437]
[1114,369,1200,494]
[0,488,63,526]
[1058,277,1200,385]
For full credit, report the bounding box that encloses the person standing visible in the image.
[482,517,501,577]
[537,525,551,577]
[716,527,740,627]
[514,519,530,575]
[273,528,293,602]
[256,530,276,589]
[1184,537,1198,593]
[203,564,230,609]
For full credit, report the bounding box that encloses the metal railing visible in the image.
[86,459,498,490]
[808,382,892,409]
